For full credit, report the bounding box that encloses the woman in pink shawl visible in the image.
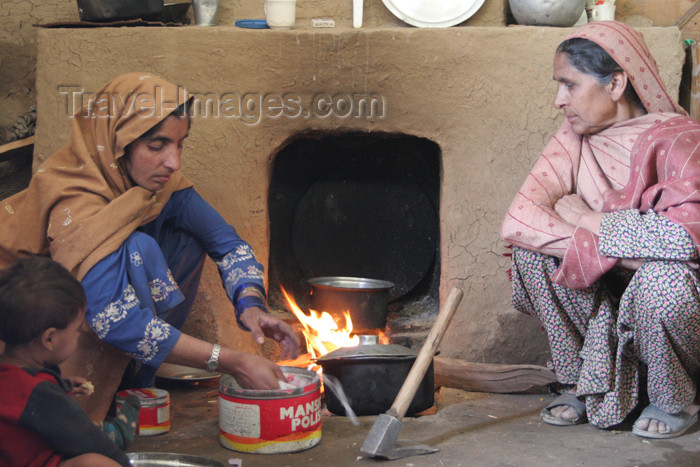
[501,21,700,439]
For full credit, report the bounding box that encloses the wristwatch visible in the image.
[206,344,221,372]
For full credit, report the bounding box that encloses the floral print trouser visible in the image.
[511,246,700,427]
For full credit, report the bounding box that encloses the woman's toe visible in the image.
[642,419,668,434]
[561,406,578,421]
[634,417,650,430]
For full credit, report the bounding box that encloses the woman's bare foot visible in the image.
[548,389,579,422]
[541,386,587,426]
[634,403,700,434]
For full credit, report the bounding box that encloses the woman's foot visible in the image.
[541,389,587,426]
[548,403,579,422]
[632,403,699,439]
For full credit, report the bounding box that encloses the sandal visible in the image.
[541,392,587,426]
[632,404,698,439]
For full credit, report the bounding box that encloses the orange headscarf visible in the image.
[0,72,193,279]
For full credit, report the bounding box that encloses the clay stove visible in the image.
[267,131,441,343]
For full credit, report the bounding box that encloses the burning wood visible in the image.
[277,352,316,368]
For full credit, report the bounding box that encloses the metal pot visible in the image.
[307,277,394,330]
[316,335,434,416]
[76,0,164,22]
[508,0,585,27]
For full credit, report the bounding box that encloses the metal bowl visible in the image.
[509,0,585,26]
[127,452,223,466]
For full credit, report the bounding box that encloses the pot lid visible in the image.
[382,0,486,28]
[316,341,417,362]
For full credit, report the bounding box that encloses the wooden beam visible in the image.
[0,136,34,163]
[434,356,557,394]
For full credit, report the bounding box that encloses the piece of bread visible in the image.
[81,381,95,395]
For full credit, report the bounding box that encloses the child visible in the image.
[0,256,140,467]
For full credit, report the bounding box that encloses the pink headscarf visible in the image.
[565,21,685,115]
[501,21,698,289]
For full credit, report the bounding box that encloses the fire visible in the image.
[279,287,359,362]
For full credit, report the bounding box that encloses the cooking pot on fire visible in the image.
[316,335,434,416]
[307,276,394,330]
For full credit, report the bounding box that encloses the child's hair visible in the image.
[0,256,86,347]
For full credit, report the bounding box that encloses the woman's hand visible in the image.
[554,194,604,234]
[555,195,645,269]
[239,307,300,360]
[616,258,643,270]
[166,334,290,390]
[222,348,287,390]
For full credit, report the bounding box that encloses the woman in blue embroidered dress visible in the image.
[0,73,299,421]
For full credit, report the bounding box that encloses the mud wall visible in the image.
[0,0,506,144]
[2,0,695,142]
[34,25,684,363]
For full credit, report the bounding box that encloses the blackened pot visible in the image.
[316,337,434,416]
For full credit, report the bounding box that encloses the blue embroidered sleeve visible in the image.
[82,239,183,368]
[160,189,267,322]
[599,209,699,261]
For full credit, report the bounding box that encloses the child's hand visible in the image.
[68,376,94,396]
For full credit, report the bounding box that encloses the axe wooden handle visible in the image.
[386,287,463,420]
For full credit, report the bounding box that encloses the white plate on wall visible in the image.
[382,0,487,28]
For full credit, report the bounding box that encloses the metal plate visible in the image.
[155,363,221,382]
[381,0,486,28]
[127,452,224,466]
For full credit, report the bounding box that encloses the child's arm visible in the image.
[19,381,130,467]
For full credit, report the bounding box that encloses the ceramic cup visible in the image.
[193,0,219,26]
[265,0,296,29]
[590,4,615,22]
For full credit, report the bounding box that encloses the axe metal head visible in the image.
[360,413,438,460]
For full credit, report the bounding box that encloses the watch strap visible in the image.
[206,344,221,372]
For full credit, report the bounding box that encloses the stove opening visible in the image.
[268,131,441,345]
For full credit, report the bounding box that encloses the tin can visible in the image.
[116,388,170,436]
[218,366,321,453]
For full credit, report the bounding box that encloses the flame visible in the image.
[280,287,359,361]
